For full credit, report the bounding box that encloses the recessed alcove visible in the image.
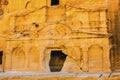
[0,51,3,65]
[51,0,59,6]
[49,50,67,72]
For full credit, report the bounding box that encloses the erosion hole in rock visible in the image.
[51,0,59,6]
[32,23,39,28]
[0,51,3,65]
[49,50,67,72]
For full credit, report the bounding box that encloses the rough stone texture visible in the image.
[0,72,120,80]
[0,0,111,73]
[0,72,112,80]
[108,0,120,71]
[2,1,120,80]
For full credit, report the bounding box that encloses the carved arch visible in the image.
[11,47,25,70]
[88,44,103,72]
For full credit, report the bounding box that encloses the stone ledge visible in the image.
[0,72,119,80]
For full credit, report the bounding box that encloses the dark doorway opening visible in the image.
[49,50,67,72]
[51,0,59,6]
[0,51,3,65]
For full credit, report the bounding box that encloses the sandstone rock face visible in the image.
[108,0,120,71]
[0,0,111,73]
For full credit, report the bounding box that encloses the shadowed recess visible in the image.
[49,50,67,72]
[51,0,59,6]
[0,51,3,64]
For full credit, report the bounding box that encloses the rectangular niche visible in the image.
[51,0,59,6]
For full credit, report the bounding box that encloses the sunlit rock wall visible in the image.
[0,0,111,73]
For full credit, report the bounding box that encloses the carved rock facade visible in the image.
[0,0,111,73]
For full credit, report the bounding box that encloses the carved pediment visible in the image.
[39,23,72,37]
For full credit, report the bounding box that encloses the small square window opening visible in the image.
[51,0,59,6]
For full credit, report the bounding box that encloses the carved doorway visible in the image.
[49,50,67,72]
